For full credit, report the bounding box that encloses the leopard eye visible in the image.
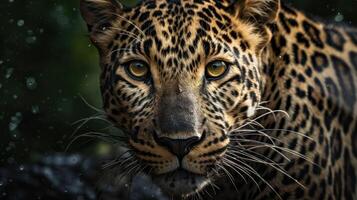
[125,60,149,80]
[205,60,229,80]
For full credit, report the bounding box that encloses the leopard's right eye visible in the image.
[124,60,150,81]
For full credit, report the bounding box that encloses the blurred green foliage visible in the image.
[0,0,356,165]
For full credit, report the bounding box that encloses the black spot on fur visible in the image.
[296,32,310,48]
[344,149,356,200]
[139,12,150,22]
[334,170,342,199]
[302,20,324,48]
[311,51,328,72]
[352,123,357,157]
[202,40,210,56]
[324,27,346,51]
[331,55,356,107]
[350,51,357,71]
[347,30,357,45]
[281,4,297,16]
[279,13,291,33]
[331,128,342,165]
[199,19,210,31]
[143,39,153,56]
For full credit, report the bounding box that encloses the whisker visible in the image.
[221,158,248,183]
[233,109,289,131]
[231,128,314,141]
[78,94,104,113]
[107,27,142,40]
[216,164,238,192]
[221,157,261,190]
[230,149,305,190]
[228,138,291,162]
[235,159,283,200]
[226,150,285,166]
[66,131,128,152]
[108,12,145,36]
[102,150,132,169]
[247,144,313,164]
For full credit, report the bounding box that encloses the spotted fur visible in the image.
[80,0,357,199]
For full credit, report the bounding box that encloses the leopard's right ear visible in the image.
[80,0,123,32]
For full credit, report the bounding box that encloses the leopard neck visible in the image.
[260,3,322,107]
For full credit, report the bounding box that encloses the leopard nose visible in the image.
[155,136,200,159]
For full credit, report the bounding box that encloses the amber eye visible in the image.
[206,61,229,80]
[125,60,149,80]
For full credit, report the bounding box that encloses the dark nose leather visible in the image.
[155,136,200,159]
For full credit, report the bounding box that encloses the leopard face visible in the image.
[80,0,280,196]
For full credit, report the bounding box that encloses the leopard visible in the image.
[79,0,357,199]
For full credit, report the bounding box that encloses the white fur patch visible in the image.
[247,106,256,117]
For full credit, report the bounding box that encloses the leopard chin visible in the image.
[152,169,210,197]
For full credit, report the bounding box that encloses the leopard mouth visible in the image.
[151,169,210,197]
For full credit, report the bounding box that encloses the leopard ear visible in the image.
[80,0,123,31]
[230,0,280,26]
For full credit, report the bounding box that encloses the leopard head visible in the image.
[80,0,279,197]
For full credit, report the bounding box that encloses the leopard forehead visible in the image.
[95,0,264,77]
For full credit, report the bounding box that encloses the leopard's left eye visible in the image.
[205,60,229,80]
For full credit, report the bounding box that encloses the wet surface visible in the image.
[0,154,167,200]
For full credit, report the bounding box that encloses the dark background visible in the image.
[0,0,356,166]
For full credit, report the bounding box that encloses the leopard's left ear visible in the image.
[80,0,123,31]
[230,0,280,26]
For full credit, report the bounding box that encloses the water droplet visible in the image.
[17,19,24,27]
[5,68,14,79]
[334,13,344,22]
[9,0,14,2]
[0,60,3,65]
[19,165,24,171]
[26,36,37,44]
[32,105,40,114]
[9,122,18,131]
[12,94,18,99]
[9,112,22,131]
[0,182,3,186]
[26,77,37,90]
